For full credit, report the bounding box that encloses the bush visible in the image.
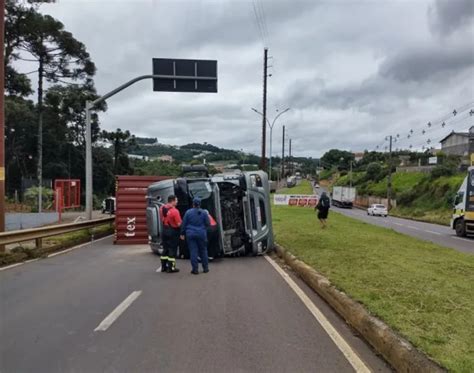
[365,162,382,181]
[23,186,54,212]
[431,163,456,179]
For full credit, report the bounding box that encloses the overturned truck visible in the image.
[146,167,273,258]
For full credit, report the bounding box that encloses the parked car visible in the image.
[367,204,388,217]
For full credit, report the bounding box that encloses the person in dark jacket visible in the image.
[316,192,330,229]
[180,197,210,274]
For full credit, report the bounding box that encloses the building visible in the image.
[157,155,173,163]
[353,152,364,162]
[439,127,473,157]
[127,154,150,161]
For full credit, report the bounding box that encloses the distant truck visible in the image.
[146,167,273,258]
[286,176,297,188]
[331,186,356,208]
[451,166,474,237]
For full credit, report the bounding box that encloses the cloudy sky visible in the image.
[30,0,474,157]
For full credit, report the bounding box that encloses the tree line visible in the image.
[4,0,137,205]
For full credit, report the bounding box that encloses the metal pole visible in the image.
[387,135,393,210]
[350,160,353,189]
[85,101,92,220]
[260,48,268,171]
[0,0,5,252]
[84,74,218,220]
[268,125,273,179]
[281,125,285,179]
[37,58,44,213]
[288,139,293,176]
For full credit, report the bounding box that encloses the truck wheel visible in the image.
[455,219,466,237]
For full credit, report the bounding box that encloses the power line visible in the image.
[370,102,474,152]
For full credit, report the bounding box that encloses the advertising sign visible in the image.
[428,156,438,165]
[274,194,318,207]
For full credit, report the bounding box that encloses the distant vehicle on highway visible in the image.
[286,176,297,188]
[269,180,277,193]
[367,204,388,217]
[101,197,116,214]
[331,186,356,208]
[315,184,320,189]
[451,166,474,237]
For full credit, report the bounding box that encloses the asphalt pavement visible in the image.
[314,187,472,254]
[0,237,390,373]
[331,207,473,254]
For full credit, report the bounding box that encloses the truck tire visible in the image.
[455,219,466,237]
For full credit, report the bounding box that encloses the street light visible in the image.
[251,107,290,180]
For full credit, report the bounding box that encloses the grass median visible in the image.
[272,205,474,373]
[277,179,314,195]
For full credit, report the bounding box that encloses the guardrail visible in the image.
[0,217,115,249]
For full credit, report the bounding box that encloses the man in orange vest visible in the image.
[160,195,182,273]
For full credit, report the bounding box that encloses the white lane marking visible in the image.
[94,291,142,332]
[156,266,161,272]
[424,230,441,236]
[264,256,371,373]
[394,222,405,227]
[453,236,473,242]
[0,262,25,271]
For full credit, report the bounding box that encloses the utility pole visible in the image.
[37,57,44,213]
[387,135,393,210]
[281,125,285,179]
[289,138,292,176]
[349,160,353,189]
[260,47,268,171]
[0,0,5,252]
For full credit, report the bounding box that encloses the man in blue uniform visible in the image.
[180,197,210,275]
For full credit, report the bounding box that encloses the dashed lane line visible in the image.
[94,291,142,332]
[264,255,371,373]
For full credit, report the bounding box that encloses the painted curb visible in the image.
[274,244,446,373]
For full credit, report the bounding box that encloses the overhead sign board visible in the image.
[152,58,217,93]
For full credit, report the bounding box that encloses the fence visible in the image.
[354,195,397,209]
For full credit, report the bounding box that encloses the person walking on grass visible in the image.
[316,192,330,229]
[180,197,210,275]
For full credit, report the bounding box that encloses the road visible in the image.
[0,237,390,372]
[330,207,473,255]
[314,187,473,254]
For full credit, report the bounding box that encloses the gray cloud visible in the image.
[379,44,474,83]
[14,0,471,158]
[429,0,474,36]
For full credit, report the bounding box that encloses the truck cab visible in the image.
[146,169,273,257]
[451,166,474,237]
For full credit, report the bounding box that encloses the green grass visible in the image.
[273,205,474,372]
[278,179,314,195]
[368,172,426,196]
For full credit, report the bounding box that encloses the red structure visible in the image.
[54,179,81,209]
[115,175,172,245]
